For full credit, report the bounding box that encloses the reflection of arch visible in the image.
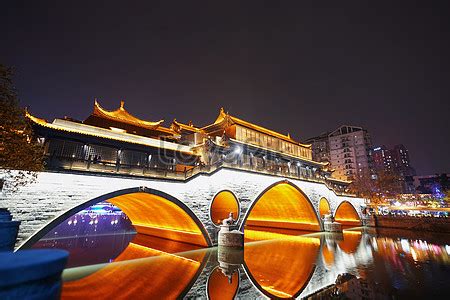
[240,181,321,232]
[321,243,335,268]
[62,235,208,299]
[334,201,361,226]
[338,230,362,254]
[207,266,239,300]
[210,190,240,226]
[20,187,212,249]
[318,197,331,218]
[243,236,320,299]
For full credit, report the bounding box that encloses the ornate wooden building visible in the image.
[26,101,350,191]
[26,100,198,176]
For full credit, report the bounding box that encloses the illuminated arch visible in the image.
[241,181,321,232]
[62,235,208,299]
[334,201,361,226]
[243,236,319,299]
[321,243,335,268]
[207,266,239,300]
[318,197,331,218]
[19,187,212,249]
[338,230,362,254]
[210,190,240,226]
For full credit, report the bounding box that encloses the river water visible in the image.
[32,204,450,299]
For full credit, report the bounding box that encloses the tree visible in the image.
[349,170,403,206]
[376,170,403,200]
[0,64,44,191]
[349,172,380,204]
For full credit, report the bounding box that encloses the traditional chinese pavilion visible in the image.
[26,100,349,191]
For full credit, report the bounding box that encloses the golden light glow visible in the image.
[210,191,239,225]
[230,139,327,166]
[207,267,239,300]
[107,192,209,247]
[25,111,195,154]
[318,197,331,217]
[245,182,321,232]
[93,100,165,130]
[338,230,362,254]
[171,119,204,133]
[321,244,335,267]
[244,227,318,242]
[25,109,49,126]
[62,241,206,299]
[244,230,320,299]
[210,108,312,148]
[334,201,361,226]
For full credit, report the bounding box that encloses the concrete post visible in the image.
[218,212,244,249]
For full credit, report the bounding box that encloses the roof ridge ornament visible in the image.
[91,99,166,129]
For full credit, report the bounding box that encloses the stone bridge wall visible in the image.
[0,168,365,247]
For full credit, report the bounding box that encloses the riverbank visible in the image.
[368,215,450,233]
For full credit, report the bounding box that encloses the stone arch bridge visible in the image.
[0,168,365,248]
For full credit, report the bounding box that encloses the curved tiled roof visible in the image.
[92,100,164,130]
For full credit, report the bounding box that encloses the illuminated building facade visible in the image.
[26,100,349,191]
[306,125,375,181]
[373,144,416,193]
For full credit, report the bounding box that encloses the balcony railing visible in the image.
[44,155,354,196]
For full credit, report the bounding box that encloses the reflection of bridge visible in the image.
[59,228,373,299]
[4,167,364,248]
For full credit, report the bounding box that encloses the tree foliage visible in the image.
[349,171,403,205]
[0,64,44,191]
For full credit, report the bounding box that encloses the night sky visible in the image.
[1,1,449,174]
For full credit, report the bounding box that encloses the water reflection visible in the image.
[31,205,450,299]
[243,226,320,299]
[62,234,208,299]
[321,242,335,268]
[207,266,239,300]
[366,229,450,298]
[33,202,135,267]
[338,230,362,254]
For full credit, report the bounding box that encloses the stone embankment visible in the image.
[366,215,450,233]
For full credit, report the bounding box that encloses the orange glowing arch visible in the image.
[321,243,335,268]
[20,187,212,249]
[241,181,321,232]
[338,230,362,254]
[334,201,361,226]
[207,266,239,300]
[318,197,331,218]
[210,190,240,226]
[62,234,208,299]
[243,235,320,299]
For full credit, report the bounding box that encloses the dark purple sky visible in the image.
[1,1,449,174]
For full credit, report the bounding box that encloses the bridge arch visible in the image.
[62,237,209,299]
[209,190,240,226]
[318,197,331,218]
[338,230,362,254]
[243,236,319,299]
[206,266,239,300]
[334,201,361,226]
[240,180,321,232]
[20,187,212,249]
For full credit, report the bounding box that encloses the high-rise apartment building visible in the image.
[372,144,416,193]
[306,125,374,181]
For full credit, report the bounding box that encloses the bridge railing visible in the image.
[44,156,188,180]
[43,155,353,196]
